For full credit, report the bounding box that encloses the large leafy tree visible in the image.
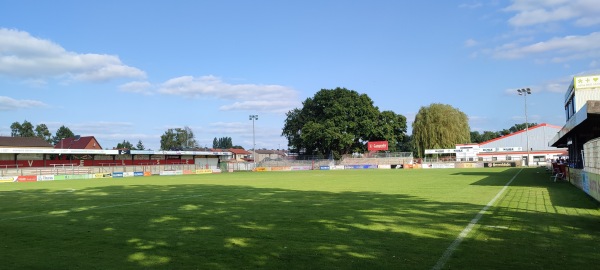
[470,131,483,144]
[412,103,470,158]
[52,125,75,146]
[10,122,22,137]
[10,120,35,137]
[10,121,63,144]
[397,134,414,153]
[160,126,198,150]
[35,124,52,143]
[180,126,198,149]
[370,110,407,152]
[160,129,178,150]
[282,87,407,159]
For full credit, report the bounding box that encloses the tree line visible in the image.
[282,88,537,159]
[8,121,240,151]
[9,88,534,156]
[158,127,242,151]
[10,121,75,146]
[470,123,537,143]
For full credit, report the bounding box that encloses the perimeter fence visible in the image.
[258,152,415,168]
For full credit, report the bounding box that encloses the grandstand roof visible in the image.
[550,100,600,147]
[0,136,53,148]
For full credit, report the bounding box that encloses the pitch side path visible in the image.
[1,167,599,270]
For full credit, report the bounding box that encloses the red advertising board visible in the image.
[17,175,37,182]
[368,141,388,151]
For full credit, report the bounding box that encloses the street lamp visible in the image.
[249,114,258,167]
[517,88,532,166]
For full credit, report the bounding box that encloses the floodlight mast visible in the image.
[517,88,532,166]
[249,115,258,168]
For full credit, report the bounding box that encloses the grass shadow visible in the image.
[1,183,482,269]
[1,170,599,270]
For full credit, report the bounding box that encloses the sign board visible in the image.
[497,147,522,152]
[424,149,453,154]
[368,141,388,151]
[574,75,600,89]
[425,147,522,154]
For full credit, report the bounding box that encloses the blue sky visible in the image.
[1,1,599,151]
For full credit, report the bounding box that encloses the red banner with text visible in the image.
[367,141,388,151]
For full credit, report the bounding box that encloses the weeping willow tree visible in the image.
[412,103,470,158]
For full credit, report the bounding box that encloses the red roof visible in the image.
[478,123,560,146]
[478,149,568,156]
[55,136,102,149]
[228,148,251,155]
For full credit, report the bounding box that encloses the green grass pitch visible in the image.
[1,168,599,269]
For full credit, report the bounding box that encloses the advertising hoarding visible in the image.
[368,141,388,151]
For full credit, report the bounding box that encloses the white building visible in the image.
[425,123,567,166]
[475,123,567,166]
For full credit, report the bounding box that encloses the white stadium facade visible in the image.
[425,123,567,167]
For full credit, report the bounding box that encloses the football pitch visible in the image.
[1,168,599,269]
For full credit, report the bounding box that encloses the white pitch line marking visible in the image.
[431,169,521,270]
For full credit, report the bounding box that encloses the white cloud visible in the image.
[0,28,146,82]
[544,81,569,93]
[501,74,598,95]
[0,96,47,111]
[119,81,153,94]
[468,115,488,122]
[492,32,600,60]
[505,0,600,27]
[66,121,135,134]
[471,1,600,63]
[157,75,301,112]
[207,122,253,135]
[464,38,479,47]
[467,115,494,132]
[459,2,483,9]
[219,100,300,113]
[495,72,599,100]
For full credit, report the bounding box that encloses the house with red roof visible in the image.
[226,148,252,162]
[55,136,102,150]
